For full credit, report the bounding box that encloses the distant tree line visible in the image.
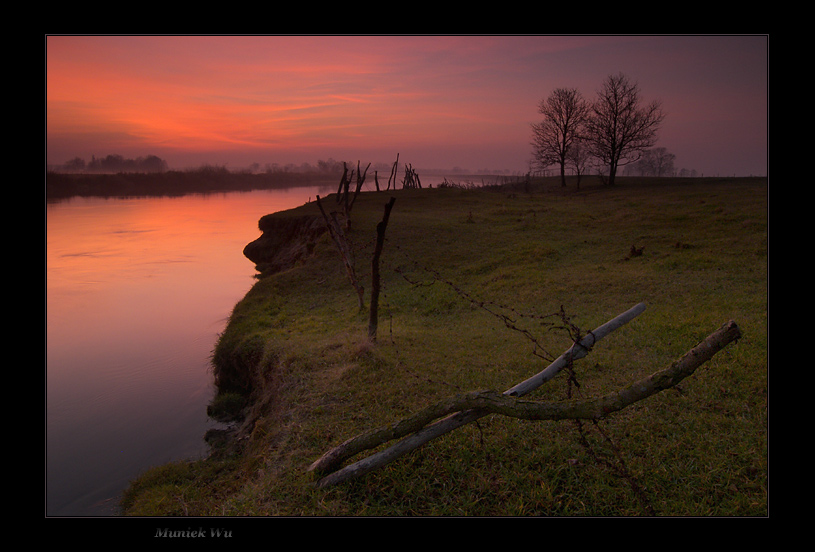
[45,165,339,201]
[531,72,676,187]
[48,151,529,201]
[60,154,169,173]
[623,147,675,177]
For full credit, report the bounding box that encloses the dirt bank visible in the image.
[243,211,327,275]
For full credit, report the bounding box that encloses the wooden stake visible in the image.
[368,197,396,341]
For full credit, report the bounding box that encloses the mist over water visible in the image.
[46,185,332,516]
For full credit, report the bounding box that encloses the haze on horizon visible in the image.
[46,35,768,177]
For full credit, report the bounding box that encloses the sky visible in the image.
[46,35,768,176]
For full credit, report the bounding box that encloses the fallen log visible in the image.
[311,303,717,487]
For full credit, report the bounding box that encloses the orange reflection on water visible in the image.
[46,187,327,515]
[47,188,329,378]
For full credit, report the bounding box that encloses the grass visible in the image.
[120,175,767,517]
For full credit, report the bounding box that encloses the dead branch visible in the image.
[402,163,421,189]
[336,163,349,199]
[387,154,399,191]
[333,161,369,231]
[310,303,648,483]
[315,194,365,311]
[347,161,370,215]
[311,318,740,487]
[368,197,396,341]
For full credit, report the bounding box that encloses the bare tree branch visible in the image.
[315,194,365,311]
[584,73,666,186]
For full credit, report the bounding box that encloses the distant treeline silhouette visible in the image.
[46,165,339,201]
[47,154,526,200]
[55,155,366,175]
[61,154,170,173]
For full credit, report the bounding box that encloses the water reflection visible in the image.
[46,186,330,516]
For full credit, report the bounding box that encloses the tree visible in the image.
[584,73,666,186]
[625,147,676,177]
[63,157,86,171]
[566,139,591,190]
[531,88,589,187]
[138,154,169,173]
[645,147,676,177]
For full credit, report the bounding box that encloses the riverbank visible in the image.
[121,176,768,516]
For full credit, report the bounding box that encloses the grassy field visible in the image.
[121,176,767,517]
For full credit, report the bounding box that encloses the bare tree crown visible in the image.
[532,73,666,186]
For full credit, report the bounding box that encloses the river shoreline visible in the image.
[119,176,768,516]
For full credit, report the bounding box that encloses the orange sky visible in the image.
[46,35,768,176]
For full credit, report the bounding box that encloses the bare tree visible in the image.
[584,73,666,186]
[63,157,86,171]
[531,88,589,187]
[638,147,676,177]
[566,139,592,190]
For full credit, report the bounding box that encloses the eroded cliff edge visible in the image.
[206,209,328,451]
[243,211,327,275]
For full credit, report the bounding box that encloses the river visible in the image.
[45,174,501,517]
[45,184,336,517]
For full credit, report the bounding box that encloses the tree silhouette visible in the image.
[583,73,665,186]
[531,88,589,188]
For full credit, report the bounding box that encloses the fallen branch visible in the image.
[380,320,741,425]
[310,303,674,486]
[313,318,740,488]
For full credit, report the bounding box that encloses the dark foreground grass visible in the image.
[121,176,767,517]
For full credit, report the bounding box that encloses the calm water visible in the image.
[45,185,333,516]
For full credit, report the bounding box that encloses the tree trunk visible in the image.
[607,162,618,186]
